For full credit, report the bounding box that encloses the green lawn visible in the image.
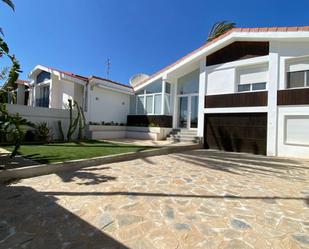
[3,140,154,164]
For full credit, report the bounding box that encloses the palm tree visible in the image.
[0,0,20,97]
[207,21,236,42]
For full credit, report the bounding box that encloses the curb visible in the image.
[0,144,203,183]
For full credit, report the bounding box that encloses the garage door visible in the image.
[204,113,267,155]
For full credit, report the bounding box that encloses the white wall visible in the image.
[277,106,309,158]
[277,41,309,89]
[206,68,235,95]
[16,84,25,105]
[88,85,130,124]
[205,56,269,95]
[5,104,79,140]
[50,74,62,109]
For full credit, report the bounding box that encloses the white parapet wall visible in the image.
[88,125,173,141]
[5,104,79,140]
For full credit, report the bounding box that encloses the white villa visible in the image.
[12,25,309,158]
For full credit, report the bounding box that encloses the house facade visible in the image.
[24,26,309,158]
[130,26,309,158]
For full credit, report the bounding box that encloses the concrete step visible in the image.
[168,134,199,139]
[166,137,201,143]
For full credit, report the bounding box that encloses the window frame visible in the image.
[286,70,309,89]
[236,82,267,93]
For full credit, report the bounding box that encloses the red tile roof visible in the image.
[43,66,131,88]
[135,25,309,87]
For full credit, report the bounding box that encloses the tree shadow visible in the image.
[56,170,117,186]
[0,185,129,248]
[171,150,309,181]
[0,153,40,170]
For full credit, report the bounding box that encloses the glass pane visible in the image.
[129,95,136,114]
[37,71,51,83]
[154,94,162,114]
[287,71,305,88]
[306,71,309,86]
[145,79,162,93]
[252,82,266,91]
[237,84,250,92]
[177,69,199,94]
[190,96,198,128]
[165,83,171,94]
[164,94,171,114]
[179,97,188,128]
[137,96,145,114]
[146,95,153,114]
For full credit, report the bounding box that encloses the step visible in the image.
[166,137,201,143]
[168,134,199,139]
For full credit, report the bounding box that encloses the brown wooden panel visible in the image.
[277,88,309,105]
[127,115,172,128]
[204,113,267,155]
[206,42,269,66]
[205,91,268,108]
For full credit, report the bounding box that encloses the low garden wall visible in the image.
[88,125,173,140]
[5,104,79,140]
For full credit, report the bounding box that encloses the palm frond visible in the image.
[207,21,236,42]
[2,0,15,11]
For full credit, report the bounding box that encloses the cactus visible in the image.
[57,120,64,141]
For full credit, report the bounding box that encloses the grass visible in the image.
[2,140,155,164]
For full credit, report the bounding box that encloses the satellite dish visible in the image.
[130,73,149,87]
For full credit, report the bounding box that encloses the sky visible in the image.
[1,0,309,85]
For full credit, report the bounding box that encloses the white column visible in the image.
[171,79,178,129]
[161,76,166,115]
[197,58,207,137]
[267,42,279,156]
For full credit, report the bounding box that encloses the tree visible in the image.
[207,21,236,42]
[0,0,21,102]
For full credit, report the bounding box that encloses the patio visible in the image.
[1,149,309,248]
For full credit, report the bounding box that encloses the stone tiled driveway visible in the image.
[1,150,309,249]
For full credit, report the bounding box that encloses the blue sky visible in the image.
[1,0,309,85]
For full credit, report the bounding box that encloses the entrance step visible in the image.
[166,129,201,143]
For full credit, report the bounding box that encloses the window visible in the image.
[165,82,171,94]
[177,69,199,94]
[287,70,309,89]
[238,84,251,92]
[237,82,266,92]
[145,80,162,93]
[154,94,162,114]
[137,96,145,114]
[252,82,267,91]
[36,86,50,107]
[146,95,153,114]
[37,71,51,83]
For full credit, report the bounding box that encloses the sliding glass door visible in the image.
[178,95,198,129]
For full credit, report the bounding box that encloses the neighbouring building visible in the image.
[28,65,133,124]
[0,79,30,105]
[23,25,309,158]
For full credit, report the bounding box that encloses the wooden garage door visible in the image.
[204,113,267,155]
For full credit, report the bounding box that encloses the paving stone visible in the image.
[174,223,190,231]
[116,215,144,227]
[231,219,251,229]
[292,234,309,245]
[1,150,308,248]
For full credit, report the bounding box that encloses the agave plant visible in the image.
[35,122,52,143]
[207,21,236,42]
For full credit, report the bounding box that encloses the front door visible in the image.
[178,95,198,129]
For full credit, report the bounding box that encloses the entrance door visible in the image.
[178,95,198,129]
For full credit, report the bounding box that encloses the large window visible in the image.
[287,70,309,89]
[130,79,171,115]
[36,85,50,107]
[37,71,51,83]
[177,69,199,94]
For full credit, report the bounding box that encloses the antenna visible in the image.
[106,58,111,78]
